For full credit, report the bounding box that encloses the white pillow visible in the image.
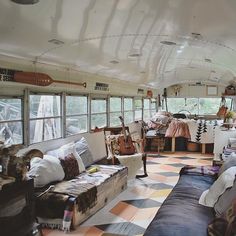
[46,142,74,158]
[46,142,85,172]
[75,137,94,167]
[199,166,236,207]
[27,155,65,187]
[73,146,85,172]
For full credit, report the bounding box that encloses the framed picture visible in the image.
[206,85,218,96]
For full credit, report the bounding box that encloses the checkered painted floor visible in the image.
[42,152,213,236]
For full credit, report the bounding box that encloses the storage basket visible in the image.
[187,141,200,152]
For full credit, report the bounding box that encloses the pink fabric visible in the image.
[165,119,190,139]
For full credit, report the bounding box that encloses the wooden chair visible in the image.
[104,124,147,179]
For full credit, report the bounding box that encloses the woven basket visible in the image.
[187,141,200,152]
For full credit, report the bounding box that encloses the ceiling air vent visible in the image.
[137,88,144,95]
[109,60,119,64]
[191,32,203,39]
[48,39,64,45]
[95,82,109,91]
[11,0,39,4]
[205,58,212,63]
[160,41,176,46]
[128,53,142,57]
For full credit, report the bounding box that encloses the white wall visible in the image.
[0,55,158,98]
[166,83,225,98]
[17,131,107,162]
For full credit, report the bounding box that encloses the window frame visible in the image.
[28,92,63,144]
[109,96,122,127]
[0,96,24,145]
[65,94,88,136]
[90,96,108,129]
[123,97,134,125]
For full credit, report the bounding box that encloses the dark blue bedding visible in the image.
[144,174,215,236]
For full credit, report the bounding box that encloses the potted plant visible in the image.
[225,110,236,123]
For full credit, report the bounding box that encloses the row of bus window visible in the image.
[0,95,156,145]
[0,95,228,145]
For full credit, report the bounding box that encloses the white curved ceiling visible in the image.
[1,0,236,89]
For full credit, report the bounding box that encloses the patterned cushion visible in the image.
[208,198,236,236]
[75,137,94,168]
[105,134,122,159]
[59,153,80,180]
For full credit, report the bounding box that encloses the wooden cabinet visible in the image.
[0,179,35,236]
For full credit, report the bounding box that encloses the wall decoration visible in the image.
[172,85,182,96]
[147,90,153,98]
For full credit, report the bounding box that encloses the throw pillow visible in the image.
[59,153,80,180]
[214,179,236,216]
[75,137,94,167]
[218,156,236,176]
[105,134,121,159]
[199,166,236,207]
[27,155,65,187]
[72,146,85,172]
[46,142,85,172]
[46,142,74,158]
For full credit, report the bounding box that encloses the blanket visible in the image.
[35,165,126,231]
[165,119,191,139]
[186,120,221,144]
[180,165,220,177]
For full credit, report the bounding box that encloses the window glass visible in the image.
[143,98,151,121]
[167,98,198,115]
[134,99,142,109]
[91,99,106,113]
[91,98,107,129]
[134,98,142,121]
[143,99,150,109]
[91,114,107,129]
[135,110,142,121]
[123,98,134,124]
[29,95,61,144]
[110,97,121,112]
[199,98,231,115]
[124,98,133,111]
[66,96,87,115]
[66,96,88,136]
[109,97,122,126]
[0,98,23,144]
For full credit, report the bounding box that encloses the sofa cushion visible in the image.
[75,137,94,167]
[27,155,65,187]
[59,153,80,180]
[47,142,74,158]
[46,142,85,172]
[214,179,236,216]
[199,166,236,207]
[144,174,215,236]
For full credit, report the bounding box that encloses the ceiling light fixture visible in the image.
[109,60,119,64]
[128,53,141,57]
[160,41,177,46]
[205,58,212,63]
[11,0,39,4]
[191,32,202,39]
[48,39,64,45]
